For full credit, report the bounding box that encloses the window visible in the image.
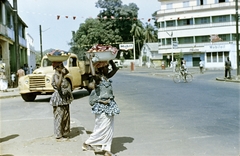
[195,17,210,24]
[166,3,173,9]
[218,52,223,62]
[207,53,211,62]
[166,21,175,27]
[212,15,229,23]
[212,52,217,62]
[182,19,193,25]
[183,37,194,43]
[183,1,189,7]
[219,0,226,3]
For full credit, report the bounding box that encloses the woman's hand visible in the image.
[61,68,69,76]
[99,99,110,105]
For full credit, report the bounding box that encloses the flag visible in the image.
[57,15,60,20]
[65,16,68,18]
[73,16,76,20]
[148,18,151,22]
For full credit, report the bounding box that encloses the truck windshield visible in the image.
[42,58,67,67]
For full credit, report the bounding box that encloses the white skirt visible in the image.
[85,113,114,152]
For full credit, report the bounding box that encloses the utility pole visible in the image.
[13,0,19,70]
[166,31,174,72]
[39,25,43,60]
[236,0,239,75]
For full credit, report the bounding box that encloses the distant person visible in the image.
[225,57,231,79]
[11,72,16,88]
[180,60,187,82]
[199,60,204,74]
[23,64,29,75]
[17,67,25,81]
[30,66,34,74]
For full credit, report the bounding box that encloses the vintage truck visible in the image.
[18,53,92,102]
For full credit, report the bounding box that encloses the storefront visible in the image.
[204,43,236,69]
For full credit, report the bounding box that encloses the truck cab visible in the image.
[18,53,91,102]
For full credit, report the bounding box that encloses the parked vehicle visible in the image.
[18,53,92,102]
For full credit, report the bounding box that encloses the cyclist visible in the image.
[180,60,187,82]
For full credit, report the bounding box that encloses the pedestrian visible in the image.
[30,65,34,74]
[199,60,204,74]
[11,72,16,88]
[23,64,29,75]
[17,67,25,82]
[225,56,231,79]
[82,55,120,156]
[49,61,73,140]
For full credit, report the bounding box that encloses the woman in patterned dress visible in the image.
[50,62,73,139]
[82,55,120,156]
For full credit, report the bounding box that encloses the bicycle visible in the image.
[173,71,193,83]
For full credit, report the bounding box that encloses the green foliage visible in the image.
[69,0,158,59]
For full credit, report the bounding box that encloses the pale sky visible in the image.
[13,0,160,51]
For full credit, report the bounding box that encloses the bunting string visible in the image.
[19,11,156,22]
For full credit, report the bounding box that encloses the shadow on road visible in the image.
[111,136,134,154]
[64,126,85,139]
[0,134,19,143]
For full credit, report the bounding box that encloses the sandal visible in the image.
[82,143,93,151]
[104,151,117,156]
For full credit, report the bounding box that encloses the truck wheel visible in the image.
[21,93,37,102]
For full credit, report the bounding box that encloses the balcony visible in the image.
[157,1,236,15]
[0,24,27,48]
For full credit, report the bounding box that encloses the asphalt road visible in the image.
[1,69,239,156]
[101,69,239,156]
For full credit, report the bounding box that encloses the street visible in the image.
[1,68,239,156]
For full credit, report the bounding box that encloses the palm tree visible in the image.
[143,23,157,43]
[130,23,143,61]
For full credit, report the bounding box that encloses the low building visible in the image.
[140,43,163,68]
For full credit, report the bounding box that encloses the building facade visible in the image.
[140,43,163,67]
[0,0,28,83]
[157,0,239,69]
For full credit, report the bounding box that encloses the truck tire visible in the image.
[21,93,37,102]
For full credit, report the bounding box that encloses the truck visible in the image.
[18,53,92,102]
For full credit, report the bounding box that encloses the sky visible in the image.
[11,0,160,52]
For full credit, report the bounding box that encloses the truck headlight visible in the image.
[46,78,50,83]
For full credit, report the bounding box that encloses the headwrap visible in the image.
[52,62,63,69]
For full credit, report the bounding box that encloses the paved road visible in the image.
[0,67,239,156]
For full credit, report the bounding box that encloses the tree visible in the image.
[70,0,144,59]
[143,23,157,43]
[130,23,143,59]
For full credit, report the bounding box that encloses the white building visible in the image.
[157,0,239,69]
[26,33,36,71]
[140,43,163,67]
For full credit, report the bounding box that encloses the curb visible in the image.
[216,77,240,83]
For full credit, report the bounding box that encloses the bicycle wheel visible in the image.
[185,74,193,82]
[173,74,181,83]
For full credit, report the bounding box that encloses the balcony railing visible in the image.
[159,21,237,32]
[157,1,236,15]
[0,24,27,48]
